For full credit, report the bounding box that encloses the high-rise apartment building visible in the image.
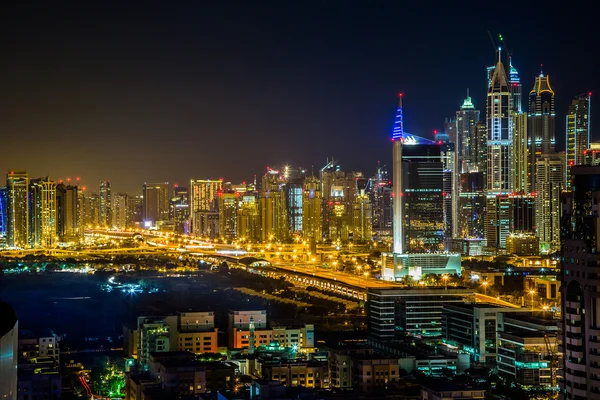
[260,172,287,242]
[370,166,392,231]
[142,182,170,226]
[99,180,111,227]
[456,94,481,174]
[352,189,372,242]
[508,57,522,113]
[458,172,486,239]
[190,179,222,237]
[486,52,513,193]
[528,71,555,192]
[6,171,29,248]
[560,166,600,399]
[170,186,189,234]
[29,178,57,248]
[218,190,238,240]
[535,154,563,253]
[566,93,592,190]
[83,192,100,228]
[320,162,361,242]
[302,176,322,243]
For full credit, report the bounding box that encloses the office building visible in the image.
[497,312,559,388]
[439,138,456,240]
[302,176,322,243]
[486,51,513,193]
[218,189,238,240]
[190,179,222,237]
[237,193,261,242]
[486,194,535,252]
[506,233,539,256]
[442,304,523,364]
[6,171,29,248]
[509,56,522,113]
[402,143,445,252]
[142,182,170,227]
[458,172,486,239]
[370,166,392,231]
[566,93,592,190]
[535,154,564,253]
[0,301,18,400]
[367,287,473,341]
[560,166,600,399]
[56,184,80,242]
[29,178,57,248]
[260,172,287,242]
[528,71,555,191]
[99,180,111,227]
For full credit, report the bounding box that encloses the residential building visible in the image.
[6,171,29,248]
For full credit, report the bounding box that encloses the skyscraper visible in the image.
[6,171,29,248]
[29,178,57,248]
[560,166,600,398]
[0,187,6,237]
[528,70,555,191]
[285,177,303,235]
[170,187,189,234]
[260,171,287,242]
[143,182,171,226]
[126,195,143,228]
[218,189,238,240]
[486,50,513,193]
[392,95,404,254]
[535,154,563,253]
[112,193,128,229]
[370,166,392,231]
[190,179,222,237]
[302,176,322,243]
[512,112,528,192]
[56,184,80,243]
[508,56,522,113]
[99,180,111,227]
[352,189,372,242]
[456,93,481,174]
[236,193,260,242]
[83,192,100,228]
[566,93,592,189]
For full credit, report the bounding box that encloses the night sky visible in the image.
[2,2,599,194]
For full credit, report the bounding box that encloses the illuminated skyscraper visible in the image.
[218,190,238,240]
[112,193,128,229]
[29,178,57,248]
[352,189,372,242]
[391,95,404,254]
[535,154,564,253]
[170,187,189,234]
[486,50,513,193]
[6,171,29,248]
[302,176,322,243]
[512,112,528,192]
[190,179,222,237]
[458,172,486,239]
[528,70,555,191]
[237,193,260,242]
[99,180,111,227]
[486,193,535,252]
[143,182,171,226]
[320,162,361,242]
[83,192,100,228]
[126,195,143,228]
[370,166,392,231]
[285,177,303,235]
[456,93,481,174]
[468,121,487,174]
[260,172,287,242]
[566,93,592,189]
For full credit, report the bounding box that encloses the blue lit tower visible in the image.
[486,48,513,193]
[392,93,404,254]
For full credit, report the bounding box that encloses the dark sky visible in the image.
[2,2,599,194]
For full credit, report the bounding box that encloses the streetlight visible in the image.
[529,289,536,311]
[442,274,449,290]
[481,280,489,296]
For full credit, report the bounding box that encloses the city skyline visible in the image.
[1,3,599,194]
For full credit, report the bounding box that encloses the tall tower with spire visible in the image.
[528,67,555,191]
[486,48,513,194]
[392,93,404,254]
[508,56,522,113]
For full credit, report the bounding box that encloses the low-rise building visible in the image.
[351,355,400,392]
[421,381,485,400]
[327,341,373,389]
